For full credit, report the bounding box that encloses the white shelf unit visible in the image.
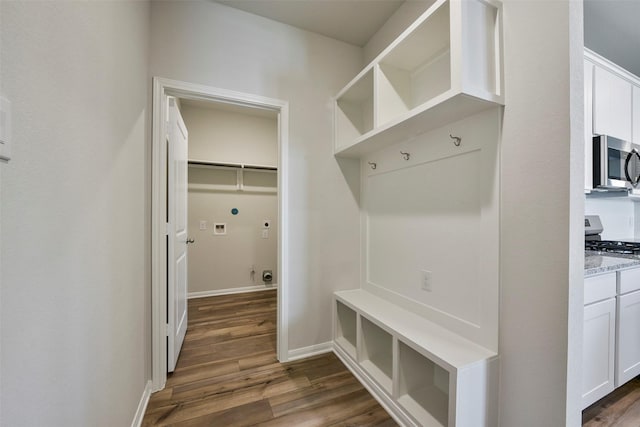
[334,0,503,158]
[188,159,277,193]
[333,289,497,427]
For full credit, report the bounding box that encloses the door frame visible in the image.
[151,77,290,391]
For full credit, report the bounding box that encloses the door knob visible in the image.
[186,238,195,244]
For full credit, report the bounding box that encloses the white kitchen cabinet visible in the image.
[593,65,633,141]
[633,85,640,145]
[582,296,616,409]
[615,265,640,387]
[582,272,617,409]
[616,290,640,386]
[585,58,594,191]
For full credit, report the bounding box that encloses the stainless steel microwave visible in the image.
[593,135,640,191]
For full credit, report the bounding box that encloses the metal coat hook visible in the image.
[400,151,410,160]
[368,162,377,170]
[449,134,462,147]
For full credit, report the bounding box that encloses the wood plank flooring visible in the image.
[142,290,396,426]
[583,377,640,426]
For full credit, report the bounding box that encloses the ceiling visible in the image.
[215,0,404,46]
[584,0,640,77]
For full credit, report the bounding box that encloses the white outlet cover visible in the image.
[199,220,207,230]
[421,270,432,292]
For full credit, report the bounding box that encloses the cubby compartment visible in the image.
[242,169,277,193]
[359,316,393,394]
[333,0,503,158]
[398,341,450,427]
[377,1,451,125]
[335,69,374,151]
[335,301,357,359]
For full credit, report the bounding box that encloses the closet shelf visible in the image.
[188,159,277,193]
[188,159,277,172]
[334,0,504,158]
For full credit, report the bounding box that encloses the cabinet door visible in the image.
[583,298,616,409]
[616,290,640,386]
[593,65,632,141]
[585,59,594,191]
[633,85,640,145]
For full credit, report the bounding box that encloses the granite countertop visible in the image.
[585,251,640,276]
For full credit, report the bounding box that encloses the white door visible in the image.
[167,96,189,372]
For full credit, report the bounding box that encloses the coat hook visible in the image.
[368,162,377,170]
[400,151,410,160]
[449,134,462,147]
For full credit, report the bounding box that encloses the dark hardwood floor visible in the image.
[142,289,396,426]
[583,377,640,426]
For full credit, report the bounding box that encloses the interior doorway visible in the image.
[151,77,290,391]
[180,98,279,298]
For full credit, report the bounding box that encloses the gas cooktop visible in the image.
[584,215,640,255]
[585,240,640,255]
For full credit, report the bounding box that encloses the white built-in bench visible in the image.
[333,289,498,427]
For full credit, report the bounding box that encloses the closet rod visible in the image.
[187,159,277,172]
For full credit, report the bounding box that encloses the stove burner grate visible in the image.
[585,240,640,255]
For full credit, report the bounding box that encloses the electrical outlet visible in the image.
[199,220,207,230]
[421,270,432,292]
[262,229,269,239]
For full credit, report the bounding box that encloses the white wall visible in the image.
[182,102,278,166]
[0,2,151,426]
[0,0,3,419]
[585,196,636,239]
[361,109,500,351]
[363,0,434,64]
[499,1,584,426]
[150,1,363,351]
[188,168,278,294]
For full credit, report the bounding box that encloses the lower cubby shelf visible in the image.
[398,341,449,426]
[335,301,357,359]
[333,289,498,427]
[360,316,393,394]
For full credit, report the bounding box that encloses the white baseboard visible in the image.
[287,341,333,361]
[131,380,152,427]
[188,284,278,299]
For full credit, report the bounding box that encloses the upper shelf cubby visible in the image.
[335,69,374,152]
[334,0,503,158]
